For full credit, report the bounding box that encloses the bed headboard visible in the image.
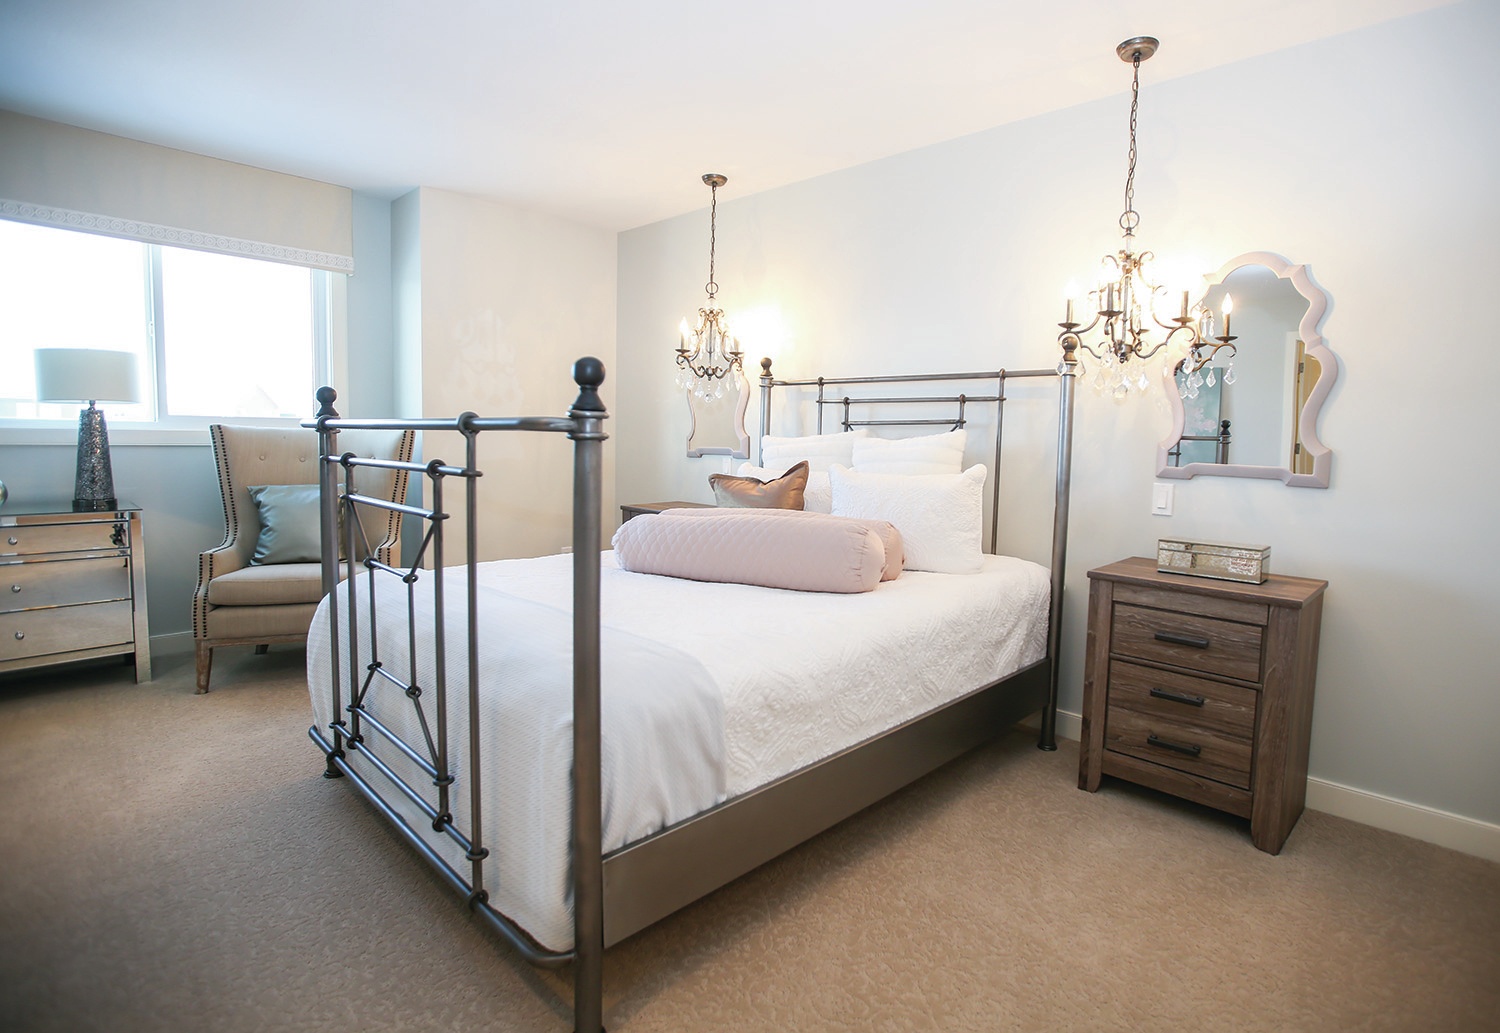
[755,356,1070,556]
[756,352,1078,751]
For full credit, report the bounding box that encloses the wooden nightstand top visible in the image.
[622,501,713,513]
[619,500,714,522]
[1088,556,1327,608]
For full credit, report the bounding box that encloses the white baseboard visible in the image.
[1305,778,1500,863]
[1035,708,1499,864]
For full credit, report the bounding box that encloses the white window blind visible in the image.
[0,110,353,273]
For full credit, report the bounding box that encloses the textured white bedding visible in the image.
[308,551,1049,951]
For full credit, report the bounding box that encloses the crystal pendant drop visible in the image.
[1205,368,1217,387]
[1224,363,1237,385]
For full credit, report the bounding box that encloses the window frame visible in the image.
[0,222,346,447]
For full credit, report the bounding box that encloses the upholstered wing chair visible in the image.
[192,424,414,693]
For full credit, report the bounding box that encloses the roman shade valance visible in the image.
[0,110,353,273]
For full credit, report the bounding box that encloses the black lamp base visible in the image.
[72,404,118,512]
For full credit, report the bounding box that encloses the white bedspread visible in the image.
[308,551,1048,951]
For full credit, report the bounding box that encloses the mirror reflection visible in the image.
[1170,265,1309,468]
[1158,252,1337,488]
[686,373,751,458]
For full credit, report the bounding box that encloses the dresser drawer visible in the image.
[1111,603,1263,682]
[1105,661,1255,789]
[1,600,135,661]
[1,520,129,557]
[2,556,132,613]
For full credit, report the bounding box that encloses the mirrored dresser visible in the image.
[1,501,150,681]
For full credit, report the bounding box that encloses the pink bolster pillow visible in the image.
[611,510,887,593]
[658,506,904,582]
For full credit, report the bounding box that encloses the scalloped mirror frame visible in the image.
[685,373,752,459]
[1157,251,1338,488]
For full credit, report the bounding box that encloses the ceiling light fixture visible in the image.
[674,173,743,399]
[1057,37,1235,401]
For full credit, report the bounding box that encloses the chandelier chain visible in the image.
[705,181,719,301]
[1121,51,1142,238]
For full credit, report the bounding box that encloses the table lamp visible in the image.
[33,348,142,511]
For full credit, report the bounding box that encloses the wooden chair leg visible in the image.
[254,644,270,655]
[195,642,213,694]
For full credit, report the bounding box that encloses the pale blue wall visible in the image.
[616,1,1500,829]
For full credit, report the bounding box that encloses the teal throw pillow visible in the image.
[247,484,322,565]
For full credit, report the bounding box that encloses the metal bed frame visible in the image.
[306,350,1078,1033]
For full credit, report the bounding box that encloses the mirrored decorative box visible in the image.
[1157,538,1270,584]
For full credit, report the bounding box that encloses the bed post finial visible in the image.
[315,386,339,420]
[571,356,606,414]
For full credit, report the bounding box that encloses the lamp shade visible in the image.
[34,348,142,404]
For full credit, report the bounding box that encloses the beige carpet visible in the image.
[1,649,1496,1033]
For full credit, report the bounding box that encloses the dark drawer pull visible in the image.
[1147,734,1202,757]
[1150,686,1206,707]
[1154,630,1211,649]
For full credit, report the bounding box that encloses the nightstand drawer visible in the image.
[1104,679,1254,791]
[1111,603,1263,682]
[1,600,134,661]
[2,556,132,613]
[1,520,128,557]
[1107,660,1257,738]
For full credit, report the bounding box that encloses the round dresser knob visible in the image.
[13,631,23,641]
[6,537,17,546]
[10,585,19,593]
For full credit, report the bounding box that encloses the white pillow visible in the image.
[737,463,832,513]
[829,463,987,574]
[852,428,967,475]
[760,429,869,474]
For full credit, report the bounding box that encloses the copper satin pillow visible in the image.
[708,460,809,510]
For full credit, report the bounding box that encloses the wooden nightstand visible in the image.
[1,501,151,681]
[1078,556,1326,854]
[619,501,714,523]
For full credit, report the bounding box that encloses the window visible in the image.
[0,219,332,426]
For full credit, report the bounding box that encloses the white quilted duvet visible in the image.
[307,550,1049,951]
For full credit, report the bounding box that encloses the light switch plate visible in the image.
[1151,482,1174,516]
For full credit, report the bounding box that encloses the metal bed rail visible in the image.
[304,359,609,1033]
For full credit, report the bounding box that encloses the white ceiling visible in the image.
[0,0,1453,232]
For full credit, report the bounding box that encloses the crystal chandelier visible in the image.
[674,173,744,400]
[1056,36,1236,402]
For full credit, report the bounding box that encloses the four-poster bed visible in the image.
[305,349,1078,1032]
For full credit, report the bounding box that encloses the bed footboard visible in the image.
[306,358,609,1033]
